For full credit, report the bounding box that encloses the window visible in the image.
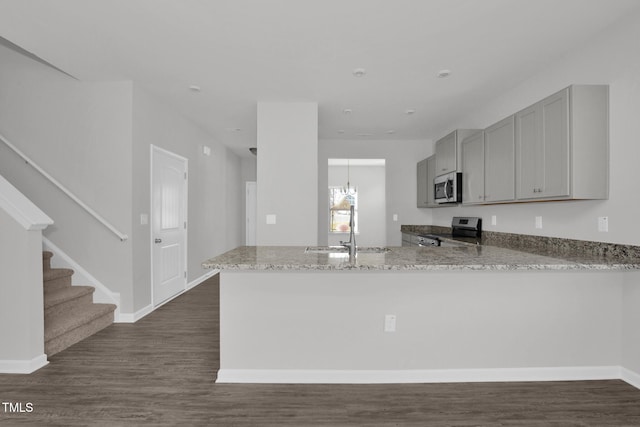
[329,187,357,233]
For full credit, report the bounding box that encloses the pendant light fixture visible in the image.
[342,159,355,195]
[330,159,355,211]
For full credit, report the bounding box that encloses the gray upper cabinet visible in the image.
[461,117,515,205]
[417,155,439,208]
[435,131,457,175]
[416,158,428,208]
[461,131,485,205]
[484,115,515,203]
[426,155,438,207]
[515,85,608,201]
[434,129,479,176]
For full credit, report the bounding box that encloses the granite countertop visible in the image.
[202,244,640,272]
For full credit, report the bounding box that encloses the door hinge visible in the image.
[184,271,187,279]
[184,172,187,180]
[184,221,187,229]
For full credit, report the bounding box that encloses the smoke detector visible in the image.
[352,68,366,77]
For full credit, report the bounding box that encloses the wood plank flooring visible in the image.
[2,275,640,426]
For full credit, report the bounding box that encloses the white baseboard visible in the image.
[621,367,640,390]
[0,354,48,374]
[42,237,122,321]
[117,304,154,323]
[188,269,219,290]
[116,270,218,323]
[216,366,622,385]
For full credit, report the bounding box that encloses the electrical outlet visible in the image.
[384,314,396,332]
[491,215,497,226]
[598,216,609,232]
[535,216,543,229]
[266,214,276,225]
[393,214,398,222]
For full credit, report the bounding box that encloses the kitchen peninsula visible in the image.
[203,241,640,387]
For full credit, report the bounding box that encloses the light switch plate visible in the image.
[384,314,396,332]
[393,214,398,222]
[598,216,609,232]
[535,216,543,229]
[266,214,276,225]
[491,215,497,226]
[140,213,148,225]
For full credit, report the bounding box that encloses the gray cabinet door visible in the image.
[484,115,515,203]
[461,131,484,204]
[416,158,428,208]
[516,103,542,199]
[426,155,437,207]
[435,131,457,175]
[540,88,570,198]
[516,88,569,200]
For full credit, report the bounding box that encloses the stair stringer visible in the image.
[42,236,122,322]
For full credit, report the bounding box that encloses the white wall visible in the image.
[239,156,257,245]
[0,43,244,315]
[132,86,243,312]
[0,43,136,310]
[327,164,386,246]
[219,270,623,380]
[431,9,640,246]
[622,272,640,381]
[319,140,432,246]
[257,102,318,245]
[0,209,45,369]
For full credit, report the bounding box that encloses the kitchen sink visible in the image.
[304,246,391,254]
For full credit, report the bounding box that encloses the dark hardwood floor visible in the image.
[2,275,640,426]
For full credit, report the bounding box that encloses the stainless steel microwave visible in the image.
[434,172,462,204]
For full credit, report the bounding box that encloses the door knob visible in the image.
[154,238,162,244]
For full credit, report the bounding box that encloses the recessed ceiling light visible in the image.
[437,69,451,78]
[337,130,345,134]
[386,130,396,134]
[352,68,367,77]
[189,85,202,92]
[357,133,373,137]
[225,127,242,132]
[405,109,416,115]
[342,108,353,115]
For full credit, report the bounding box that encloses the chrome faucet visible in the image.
[340,205,356,258]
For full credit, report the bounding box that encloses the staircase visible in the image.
[43,251,116,356]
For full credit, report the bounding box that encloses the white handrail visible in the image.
[0,132,128,241]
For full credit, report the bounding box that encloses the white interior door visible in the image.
[246,181,257,245]
[151,145,188,306]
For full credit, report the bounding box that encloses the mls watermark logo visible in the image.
[2,402,34,413]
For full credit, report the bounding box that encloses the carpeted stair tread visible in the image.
[41,251,117,356]
[43,268,74,282]
[45,303,116,342]
[43,267,74,292]
[44,285,95,309]
[45,308,115,356]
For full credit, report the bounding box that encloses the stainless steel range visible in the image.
[417,217,482,247]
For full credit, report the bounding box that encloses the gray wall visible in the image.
[257,102,318,245]
[430,8,640,246]
[327,164,386,246]
[132,86,244,312]
[0,43,244,315]
[319,139,433,246]
[0,209,44,364]
[220,270,623,373]
[0,43,136,310]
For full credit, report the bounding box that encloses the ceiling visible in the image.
[0,0,639,157]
